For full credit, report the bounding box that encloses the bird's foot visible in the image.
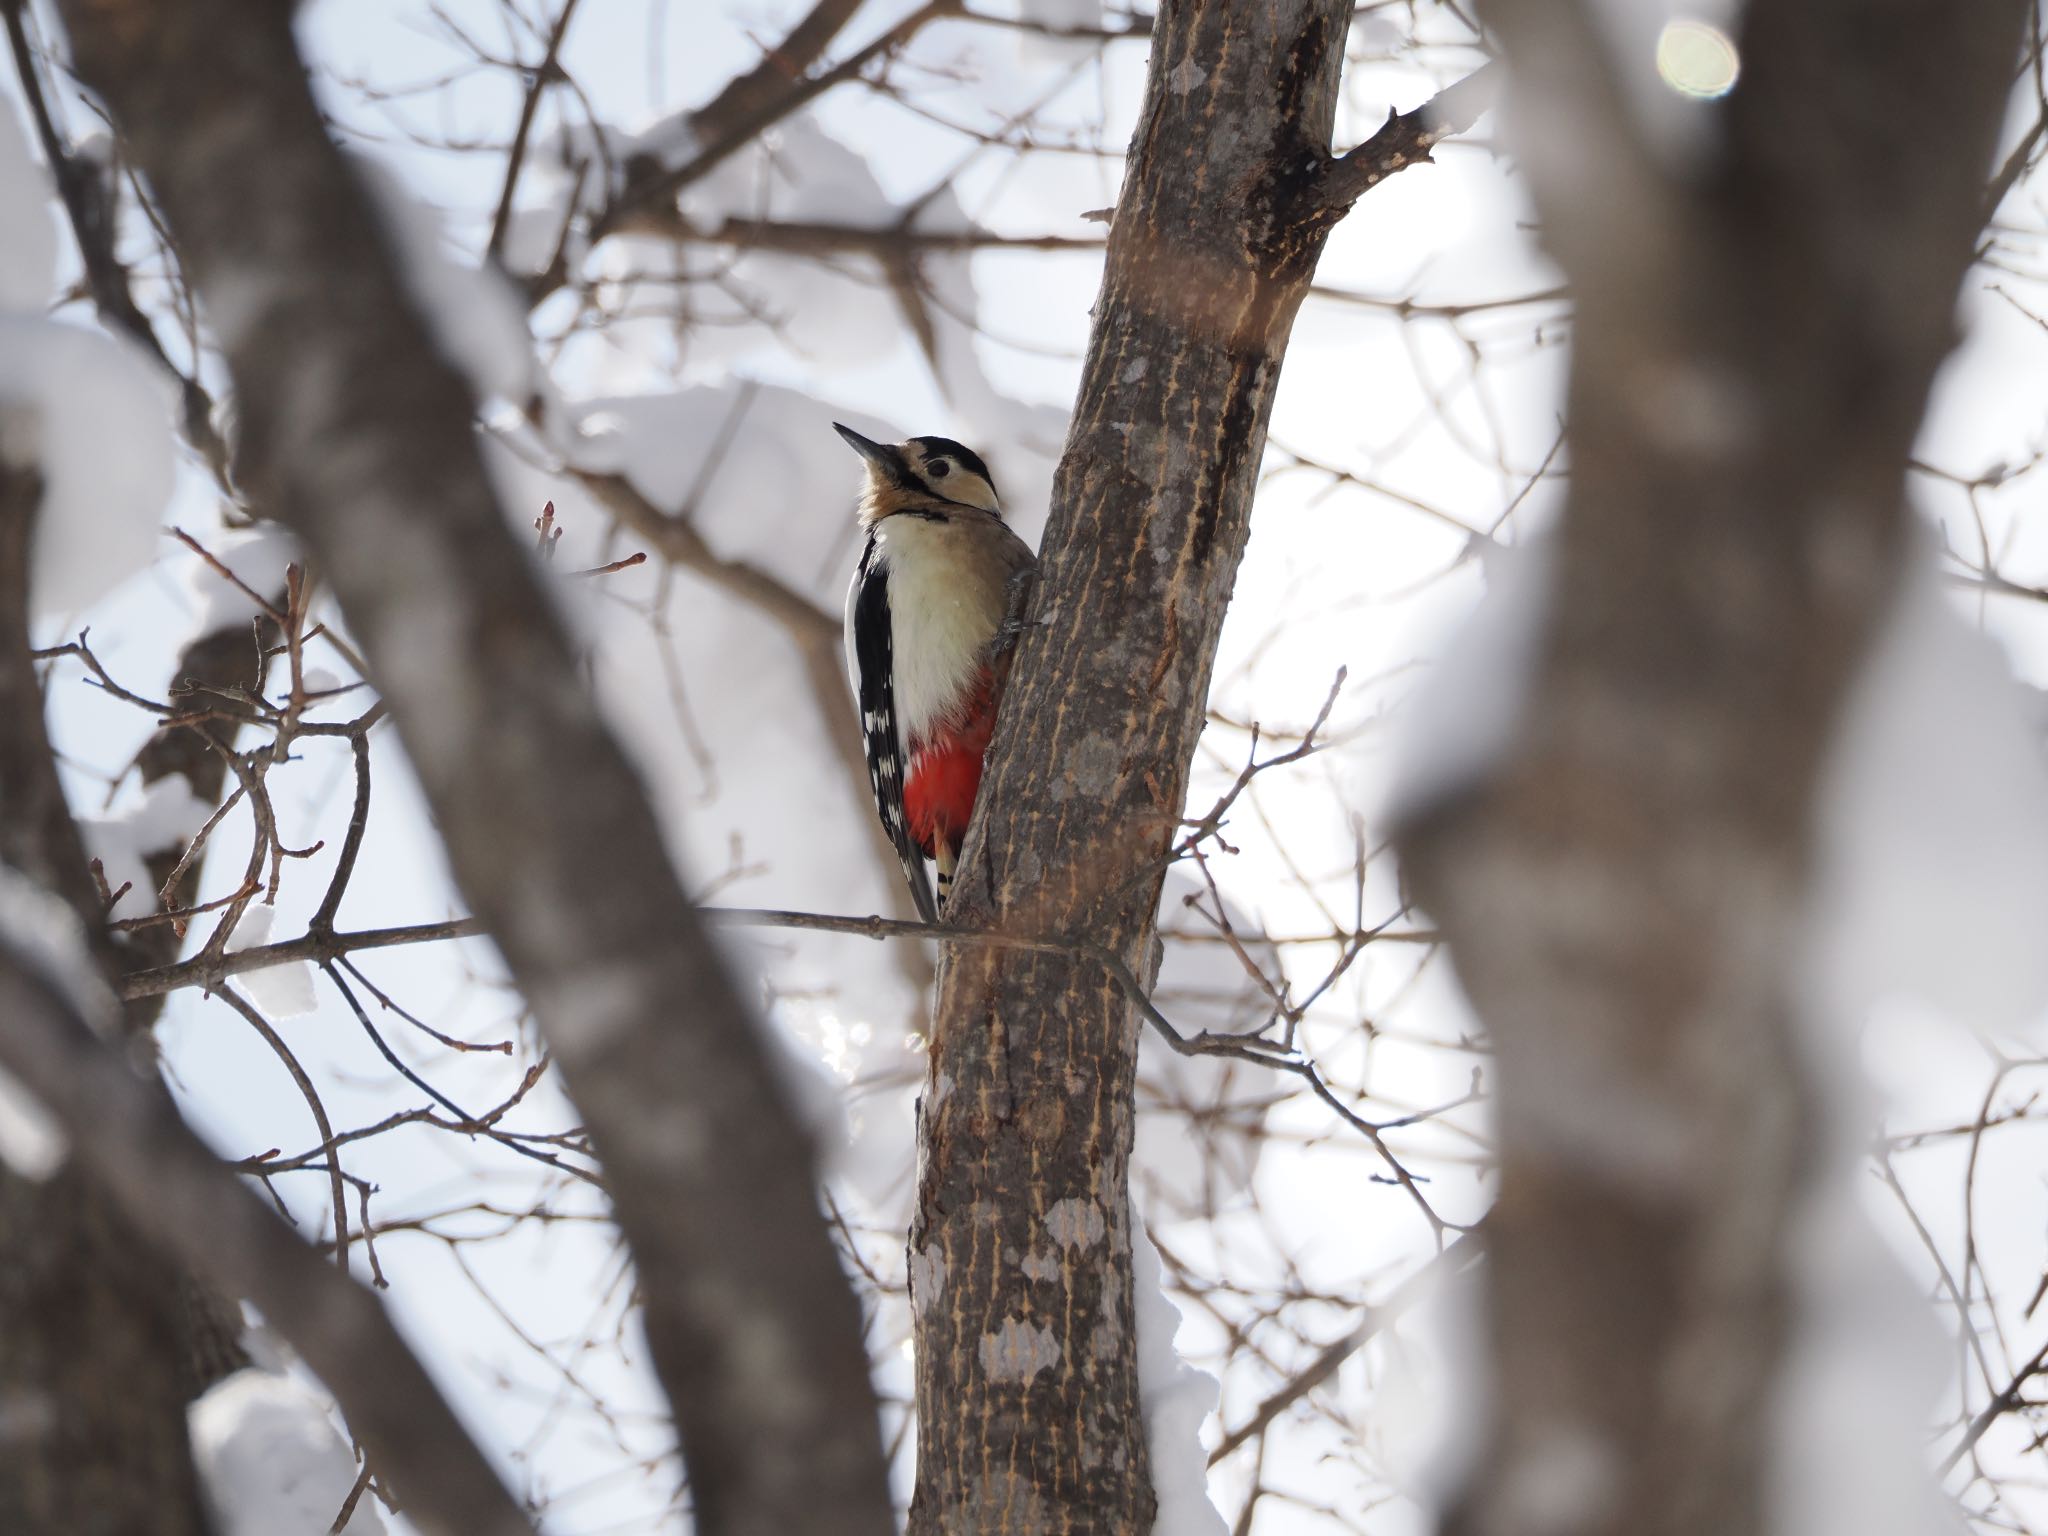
[992,569,1043,657]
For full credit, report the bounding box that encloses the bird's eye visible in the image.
[926,459,952,478]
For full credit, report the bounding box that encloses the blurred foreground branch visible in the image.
[57,2,895,1532]
[0,452,210,1535]
[0,867,532,1536]
[1394,3,2028,1534]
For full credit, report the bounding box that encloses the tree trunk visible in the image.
[58,4,895,1533]
[0,459,207,1536]
[910,4,1357,1529]
[1392,4,2025,1535]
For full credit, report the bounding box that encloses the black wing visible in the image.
[846,537,937,923]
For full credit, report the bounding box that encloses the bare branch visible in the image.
[486,0,582,261]
[1315,61,1500,211]
[0,885,533,1536]
[57,5,897,1530]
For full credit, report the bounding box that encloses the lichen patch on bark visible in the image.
[977,1317,1061,1382]
[1044,1197,1107,1250]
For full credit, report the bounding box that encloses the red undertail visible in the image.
[903,669,1000,866]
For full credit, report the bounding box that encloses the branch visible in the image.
[957,3,1149,43]
[485,0,582,261]
[1941,1334,2048,1475]
[687,0,870,136]
[566,460,936,996]
[0,874,532,1536]
[529,0,958,303]
[2,2,232,489]
[57,6,896,1530]
[0,441,215,1531]
[907,6,1423,1520]
[1315,61,1501,211]
[1399,1,2030,1531]
[121,899,1452,1204]
[1207,1234,1483,1465]
[637,212,1104,257]
[712,909,1457,1231]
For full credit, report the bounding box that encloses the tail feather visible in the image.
[901,849,938,925]
[934,842,957,920]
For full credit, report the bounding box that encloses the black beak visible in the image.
[833,422,893,467]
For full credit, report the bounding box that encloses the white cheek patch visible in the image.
[944,473,1000,514]
[912,462,1000,515]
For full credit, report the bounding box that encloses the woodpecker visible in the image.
[838,423,1036,923]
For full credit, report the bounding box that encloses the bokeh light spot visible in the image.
[1656,19,1741,99]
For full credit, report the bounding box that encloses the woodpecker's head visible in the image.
[835,423,1001,521]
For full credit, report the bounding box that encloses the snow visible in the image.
[1132,1207,1228,1536]
[1021,0,1101,28]
[664,117,908,374]
[0,86,174,619]
[225,904,318,1020]
[1136,872,1284,1218]
[676,113,892,238]
[77,776,217,923]
[1769,1161,1958,1536]
[180,523,300,634]
[556,105,1076,513]
[493,117,616,278]
[0,101,55,311]
[0,853,132,1178]
[0,317,177,619]
[0,860,124,1039]
[495,203,579,278]
[0,1061,65,1180]
[625,111,699,174]
[189,1368,386,1536]
[1005,0,1113,68]
[0,857,118,1179]
[1371,1245,1491,1511]
[1772,546,2048,1536]
[357,157,538,407]
[0,96,174,616]
[551,382,875,550]
[838,168,1074,519]
[1384,539,1550,826]
[1803,552,2048,1031]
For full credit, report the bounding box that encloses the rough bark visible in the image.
[912,4,1360,1529]
[1391,4,2027,1536]
[57,4,894,1534]
[0,456,209,1536]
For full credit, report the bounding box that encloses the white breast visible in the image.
[872,514,1020,746]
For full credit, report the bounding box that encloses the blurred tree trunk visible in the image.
[1391,3,2025,1535]
[913,2,1400,1528]
[0,460,207,1535]
[60,2,896,1533]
